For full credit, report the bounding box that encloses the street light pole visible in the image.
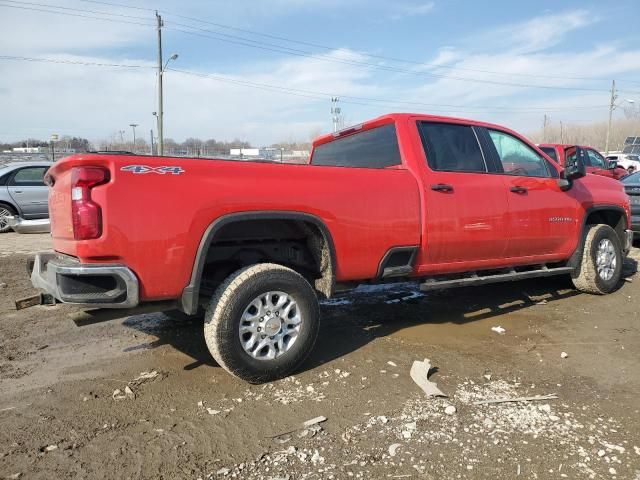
[130,123,138,152]
[156,11,164,156]
[604,80,635,156]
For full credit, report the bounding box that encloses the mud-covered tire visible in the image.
[0,204,16,233]
[571,224,622,294]
[204,263,320,383]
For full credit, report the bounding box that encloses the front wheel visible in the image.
[571,224,623,294]
[204,263,320,383]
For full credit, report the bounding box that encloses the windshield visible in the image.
[622,172,640,183]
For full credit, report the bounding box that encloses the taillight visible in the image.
[71,167,109,240]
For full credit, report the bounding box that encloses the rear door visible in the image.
[8,166,49,218]
[481,128,580,259]
[415,121,509,268]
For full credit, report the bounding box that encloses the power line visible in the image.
[164,23,614,93]
[0,1,154,26]
[0,54,155,68]
[1,0,152,21]
[0,54,608,113]
[76,0,640,85]
[2,0,637,94]
[166,67,609,115]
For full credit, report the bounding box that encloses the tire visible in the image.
[571,224,623,294]
[0,204,16,233]
[204,263,320,383]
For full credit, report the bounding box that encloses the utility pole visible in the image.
[118,130,125,144]
[560,121,564,144]
[542,114,548,142]
[130,123,138,152]
[150,129,154,155]
[605,80,616,156]
[156,11,164,156]
[331,97,342,133]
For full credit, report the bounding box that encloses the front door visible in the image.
[8,166,49,219]
[414,121,509,270]
[482,128,580,259]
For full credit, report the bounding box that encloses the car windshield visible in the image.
[622,172,640,183]
[629,155,640,161]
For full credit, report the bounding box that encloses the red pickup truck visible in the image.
[538,143,628,180]
[32,114,632,382]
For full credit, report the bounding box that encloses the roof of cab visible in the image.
[311,112,528,148]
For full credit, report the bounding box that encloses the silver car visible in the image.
[0,161,52,233]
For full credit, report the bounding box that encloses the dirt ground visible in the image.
[1,232,640,480]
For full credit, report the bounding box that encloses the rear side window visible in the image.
[418,122,486,172]
[539,146,558,162]
[10,167,48,186]
[311,124,401,168]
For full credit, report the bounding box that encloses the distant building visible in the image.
[12,147,48,153]
[229,148,261,157]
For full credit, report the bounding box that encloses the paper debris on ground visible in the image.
[473,393,558,405]
[129,370,162,387]
[410,358,447,397]
[302,416,327,427]
[112,386,135,400]
[388,443,401,457]
[491,326,506,335]
[561,352,569,359]
[270,416,327,440]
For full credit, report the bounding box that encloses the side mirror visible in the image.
[607,160,618,170]
[564,148,587,180]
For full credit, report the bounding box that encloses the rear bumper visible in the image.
[7,216,50,234]
[30,252,139,308]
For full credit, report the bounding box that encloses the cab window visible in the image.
[311,124,401,168]
[487,130,550,177]
[418,122,486,173]
[586,149,606,168]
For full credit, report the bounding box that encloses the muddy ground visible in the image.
[1,232,640,480]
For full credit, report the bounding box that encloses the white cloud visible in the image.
[1,2,639,147]
[466,9,595,54]
[390,1,436,20]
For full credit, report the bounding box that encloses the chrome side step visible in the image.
[420,266,574,292]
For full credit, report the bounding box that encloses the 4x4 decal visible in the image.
[121,165,184,175]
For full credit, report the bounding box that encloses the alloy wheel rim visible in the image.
[0,208,10,229]
[238,291,302,361]
[595,238,617,281]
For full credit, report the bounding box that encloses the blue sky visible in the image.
[1,0,640,145]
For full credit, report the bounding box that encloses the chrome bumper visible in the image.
[31,252,139,308]
[7,216,50,234]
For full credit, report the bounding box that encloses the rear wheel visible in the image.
[571,224,622,294]
[0,204,16,233]
[204,263,320,383]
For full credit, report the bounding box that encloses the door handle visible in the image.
[13,191,23,194]
[431,183,453,192]
[509,186,528,194]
